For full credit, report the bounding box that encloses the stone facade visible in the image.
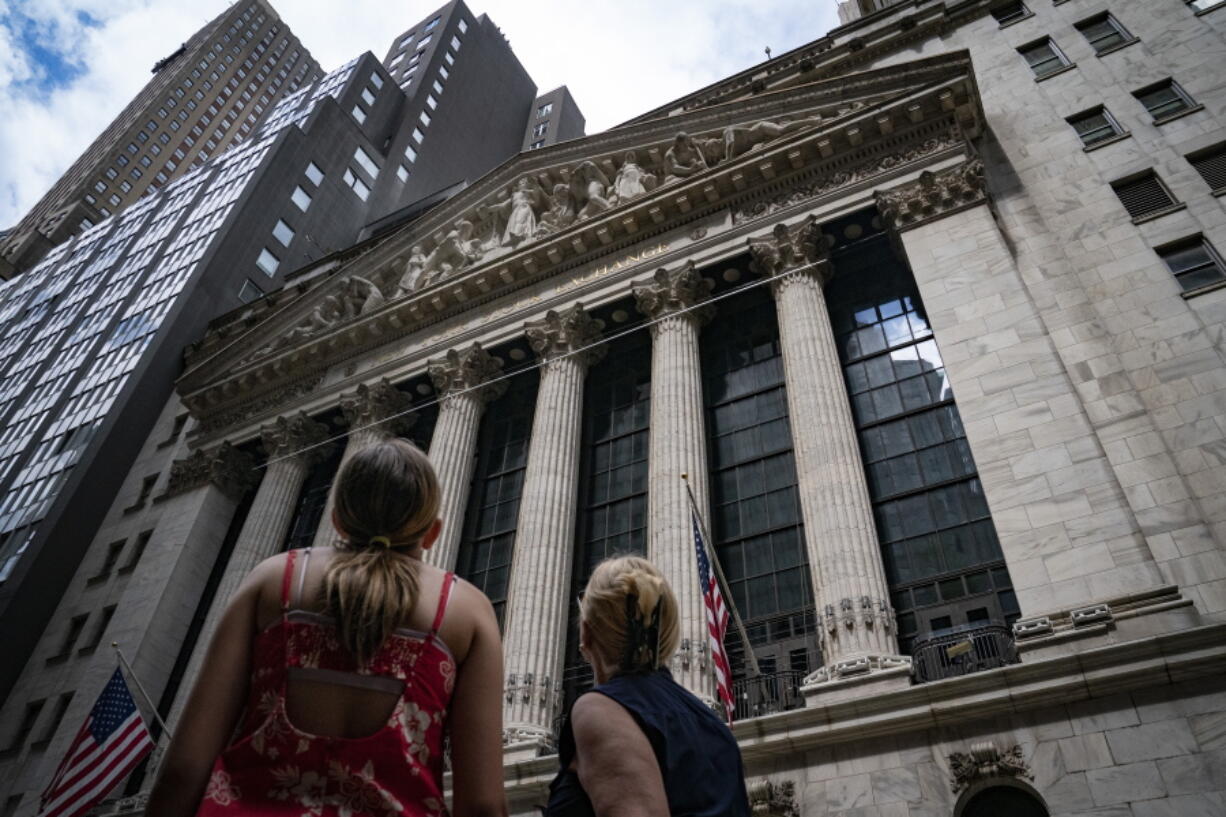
[1,1,1225,816]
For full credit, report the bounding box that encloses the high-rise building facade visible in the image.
[4,0,1226,816]
[523,86,587,152]
[0,0,325,280]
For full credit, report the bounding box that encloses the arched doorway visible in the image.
[960,784,1048,817]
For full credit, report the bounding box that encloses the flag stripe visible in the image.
[691,512,736,723]
[45,724,149,817]
[47,716,143,808]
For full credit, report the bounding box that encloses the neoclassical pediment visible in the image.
[178,52,984,435]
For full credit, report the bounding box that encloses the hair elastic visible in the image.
[368,535,392,549]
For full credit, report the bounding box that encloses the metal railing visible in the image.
[910,621,1018,684]
[732,669,806,721]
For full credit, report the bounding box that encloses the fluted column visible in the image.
[169,412,329,728]
[749,217,906,680]
[633,262,716,702]
[424,343,506,571]
[501,304,604,749]
[311,379,416,547]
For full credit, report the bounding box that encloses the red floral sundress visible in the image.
[197,549,457,816]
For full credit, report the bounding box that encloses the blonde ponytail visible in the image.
[581,556,680,674]
[324,438,441,666]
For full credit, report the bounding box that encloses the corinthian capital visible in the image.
[747,215,831,287]
[874,158,987,233]
[260,412,331,463]
[632,261,714,326]
[427,342,508,404]
[525,303,606,367]
[164,442,257,501]
[339,378,417,438]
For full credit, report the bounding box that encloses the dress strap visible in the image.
[293,547,313,609]
[280,549,298,612]
[428,572,457,639]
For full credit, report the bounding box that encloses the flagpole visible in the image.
[111,643,173,741]
[681,474,762,678]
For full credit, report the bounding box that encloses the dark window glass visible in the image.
[1112,172,1177,220]
[457,372,538,627]
[702,288,817,681]
[990,2,1028,25]
[1068,107,1123,146]
[282,435,344,551]
[1158,237,1226,292]
[825,229,1015,654]
[1076,13,1131,53]
[1134,79,1196,120]
[1019,39,1069,78]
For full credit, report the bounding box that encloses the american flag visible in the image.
[692,511,734,723]
[39,668,154,817]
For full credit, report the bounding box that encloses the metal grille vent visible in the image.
[1113,174,1176,219]
[1191,147,1226,192]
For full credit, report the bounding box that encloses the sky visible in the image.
[0,0,840,229]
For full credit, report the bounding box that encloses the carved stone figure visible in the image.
[662,131,709,183]
[498,177,543,246]
[278,294,344,347]
[948,742,1032,794]
[723,115,823,162]
[571,161,612,219]
[611,151,656,205]
[395,245,428,296]
[536,183,577,237]
[339,275,385,316]
[422,219,480,285]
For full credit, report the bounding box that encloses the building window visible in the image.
[419,110,431,127]
[426,94,438,110]
[342,169,370,201]
[532,122,548,138]
[238,278,264,304]
[990,2,1029,26]
[1111,171,1179,220]
[424,16,440,31]
[444,51,455,66]
[353,146,379,178]
[291,185,311,211]
[361,87,375,106]
[537,102,553,118]
[457,374,538,627]
[450,35,461,50]
[412,127,424,145]
[1189,144,1226,192]
[432,79,443,94]
[304,162,324,185]
[1019,38,1071,79]
[118,529,152,573]
[352,105,366,124]
[1076,13,1134,53]
[33,693,73,749]
[396,164,409,182]
[1188,0,1225,10]
[48,614,88,662]
[1068,106,1125,147]
[89,539,125,582]
[1157,237,1226,292]
[404,143,418,162]
[1134,79,1198,122]
[3,700,44,754]
[256,247,280,276]
[94,180,107,192]
[80,605,115,653]
[458,18,468,33]
[439,64,449,80]
[272,219,294,247]
[370,72,384,89]
[529,139,546,150]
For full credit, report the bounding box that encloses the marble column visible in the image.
[501,304,604,750]
[310,379,416,548]
[748,217,907,682]
[633,262,717,701]
[424,343,506,571]
[168,412,329,729]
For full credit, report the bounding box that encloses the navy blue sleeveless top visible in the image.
[545,668,749,817]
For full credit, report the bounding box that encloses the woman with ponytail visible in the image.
[545,556,749,817]
[150,439,506,817]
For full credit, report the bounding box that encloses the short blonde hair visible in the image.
[581,556,680,674]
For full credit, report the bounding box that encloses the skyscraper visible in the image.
[0,0,324,279]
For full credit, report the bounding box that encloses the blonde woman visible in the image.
[149,439,506,817]
[546,556,750,817]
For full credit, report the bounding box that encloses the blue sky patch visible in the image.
[2,6,102,94]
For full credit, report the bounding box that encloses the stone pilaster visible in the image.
[749,217,908,688]
[168,412,330,729]
[311,379,416,547]
[424,343,506,571]
[162,441,257,501]
[502,305,604,752]
[633,261,717,701]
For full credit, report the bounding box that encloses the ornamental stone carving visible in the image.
[632,261,715,328]
[339,378,417,438]
[427,343,507,405]
[949,742,1033,794]
[747,779,799,817]
[164,442,256,500]
[747,214,830,288]
[524,303,606,367]
[875,157,986,232]
[259,412,331,464]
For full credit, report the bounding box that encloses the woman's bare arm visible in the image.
[572,693,668,817]
[447,581,508,817]
[146,556,278,816]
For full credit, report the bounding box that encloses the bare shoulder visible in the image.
[572,691,636,737]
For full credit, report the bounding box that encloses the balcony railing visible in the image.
[911,621,1019,684]
[732,669,806,721]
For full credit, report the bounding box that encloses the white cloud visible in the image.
[0,0,839,228]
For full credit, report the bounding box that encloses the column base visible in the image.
[800,654,912,706]
[503,725,556,760]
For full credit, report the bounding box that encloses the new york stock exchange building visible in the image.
[16,1,1226,815]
